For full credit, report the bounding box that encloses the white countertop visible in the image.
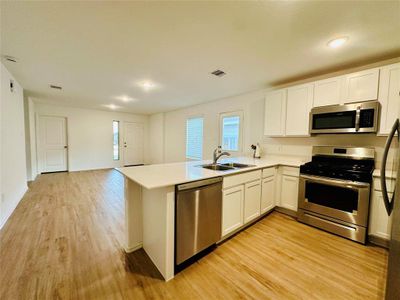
[116,155,309,189]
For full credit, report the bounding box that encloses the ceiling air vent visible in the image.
[50,85,62,90]
[211,70,226,77]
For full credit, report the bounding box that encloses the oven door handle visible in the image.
[300,174,370,189]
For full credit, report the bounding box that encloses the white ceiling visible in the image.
[1,1,399,114]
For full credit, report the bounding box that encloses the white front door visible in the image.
[38,116,68,173]
[123,122,144,166]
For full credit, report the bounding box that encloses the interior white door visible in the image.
[38,116,68,173]
[123,122,144,166]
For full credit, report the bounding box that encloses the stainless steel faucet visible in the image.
[213,146,230,164]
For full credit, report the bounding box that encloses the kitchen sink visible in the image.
[200,164,235,171]
[219,162,255,168]
[199,162,255,171]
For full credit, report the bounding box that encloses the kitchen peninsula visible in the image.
[117,155,307,281]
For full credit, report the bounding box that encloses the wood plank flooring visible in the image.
[0,169,388,299]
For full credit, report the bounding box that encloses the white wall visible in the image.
[24,97,38,181]
[163,89,265,163]
[149,113,165,164]
[1,63,28,228]
[33,102,149,172]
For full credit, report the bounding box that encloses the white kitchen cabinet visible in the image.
[369,177,395,240]
[342,68,380,103]
[264,89,286,136]
[313,76,343,107]
[261,175,275,214]
[222,185,244,237]
[280,175,299,211]
[369,190,393,240]
[244,179,262,224]
[378,62,400,135]
[285,84,314,136]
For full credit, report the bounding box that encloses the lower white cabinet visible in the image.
[369,177,395,240]
[280,175,299,211]
[261,176,275,214]
[244,179,262,224]
[222,185,244,237]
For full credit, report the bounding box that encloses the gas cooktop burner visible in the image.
[300,148,375,183]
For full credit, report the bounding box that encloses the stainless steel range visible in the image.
[298,146,375,244]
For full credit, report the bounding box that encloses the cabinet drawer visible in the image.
[373,178,396,193]
[223,170,262,189]
[262,167,276,178]
[281,166,300,177]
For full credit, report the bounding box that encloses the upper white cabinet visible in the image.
[313,76,343,107]
[263,63,396,137]
[342,68,380,103]
[285,84,314,136]
[264,89,286,136]
[244,179,262,224]
[378,63,400,135]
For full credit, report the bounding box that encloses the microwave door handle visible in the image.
[380,118,399,216]
[355,106,361,132]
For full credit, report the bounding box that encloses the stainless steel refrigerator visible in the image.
[381,118,400,299]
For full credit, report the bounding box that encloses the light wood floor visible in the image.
[0,169,388,300]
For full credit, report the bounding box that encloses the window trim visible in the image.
[219,111,244,153]
[185,116,204,161]
[113,120,120,161]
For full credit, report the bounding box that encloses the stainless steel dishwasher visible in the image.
[175,177,222,267]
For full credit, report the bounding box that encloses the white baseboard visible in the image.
[124,243,143,253]
[0,185,28,230]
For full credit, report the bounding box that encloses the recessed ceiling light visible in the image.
[3,55,17,63]
[102,104,120,110]
[115,95,135,102]
[50,84,62,90]
[138,80,156,91]
[327,37,349,48]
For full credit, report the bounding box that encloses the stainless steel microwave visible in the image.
[309,101,379,134]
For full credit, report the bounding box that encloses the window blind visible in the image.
[186,117,203,160]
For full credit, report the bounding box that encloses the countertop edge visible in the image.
[116,157,305,190]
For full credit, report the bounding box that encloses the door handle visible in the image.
[64,146,68,149]
[380,118,399,216]
[355,106,361,132]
